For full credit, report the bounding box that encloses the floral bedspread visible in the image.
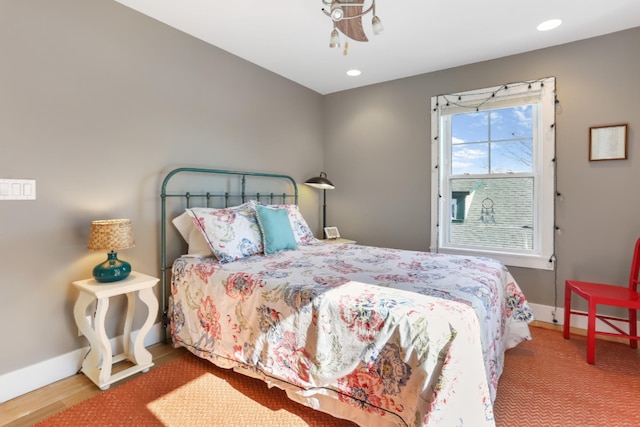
[170,243,533,427]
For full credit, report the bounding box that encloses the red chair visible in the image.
[563,237,640,364]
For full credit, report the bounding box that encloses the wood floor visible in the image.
[0,343,189,427]
[0,320,600,427]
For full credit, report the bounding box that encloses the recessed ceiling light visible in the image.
[537,19,562,32]
[346,69,361,77]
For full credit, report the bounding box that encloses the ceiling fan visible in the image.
[321,0,383,48]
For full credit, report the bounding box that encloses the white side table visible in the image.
[73,271,159,390]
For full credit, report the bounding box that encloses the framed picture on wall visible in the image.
[324,226,340,240]
[589,123,628,161]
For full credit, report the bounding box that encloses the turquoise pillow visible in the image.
[255,205,298,255]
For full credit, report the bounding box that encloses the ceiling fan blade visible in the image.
[336,3,368,42]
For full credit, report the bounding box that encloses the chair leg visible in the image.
[630,309,638,350]
[563,284,572,339]
[586,301,596,364]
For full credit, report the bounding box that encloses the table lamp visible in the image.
[87,219,135,283]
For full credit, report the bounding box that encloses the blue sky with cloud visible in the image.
[451,105,533,174]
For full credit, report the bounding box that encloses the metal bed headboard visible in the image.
[160,167,298,342]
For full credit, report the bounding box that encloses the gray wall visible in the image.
[324,27,640,313]
[0,1,324,375]
[2,0,639,385]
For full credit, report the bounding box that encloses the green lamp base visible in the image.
[93,252,131,283]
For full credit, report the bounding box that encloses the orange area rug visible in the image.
[36,327,640,426]
[494,326,640,426]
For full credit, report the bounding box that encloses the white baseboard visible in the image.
[0,322,163,404]
[529,302,640,334]
[529,302,560,324]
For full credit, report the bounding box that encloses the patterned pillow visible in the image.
[187,203,262,263]
[249,201,318,245]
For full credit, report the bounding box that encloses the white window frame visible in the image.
[430,77,556,270]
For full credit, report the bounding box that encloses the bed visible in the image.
[160,167,534,427]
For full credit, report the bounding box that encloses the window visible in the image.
[451,191,469,222]
[430,78,556,270]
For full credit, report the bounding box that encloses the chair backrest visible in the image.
[629,237,640,292]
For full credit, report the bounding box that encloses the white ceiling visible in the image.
[114,0,640,94]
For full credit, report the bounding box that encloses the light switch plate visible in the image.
[0,179,36,200]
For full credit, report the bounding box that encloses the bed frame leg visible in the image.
[161,310,170,344]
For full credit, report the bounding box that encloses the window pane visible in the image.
[490,140,533,173]
[448,177,534,251]
[489,106,533,140]
[451,112,488,143]
[452,143,488,175]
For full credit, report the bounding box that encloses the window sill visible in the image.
[431,246,555,270]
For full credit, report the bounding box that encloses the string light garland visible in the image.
[433,78,553,113]
[551,103,562,322]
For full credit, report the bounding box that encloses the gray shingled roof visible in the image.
[450,177,534,250]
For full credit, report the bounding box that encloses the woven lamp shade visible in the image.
[87,219,136,252]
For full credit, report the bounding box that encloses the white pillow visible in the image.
[171,211,214,257]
